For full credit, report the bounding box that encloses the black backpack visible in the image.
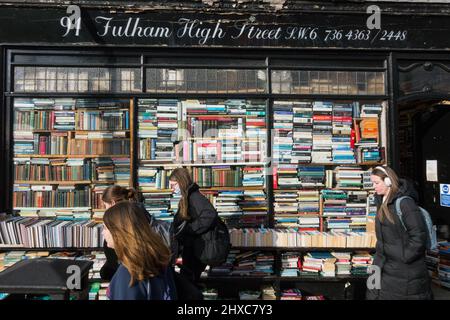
[193,218,231,267]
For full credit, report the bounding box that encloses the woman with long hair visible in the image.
[169,167,218,284]
[100,185,172,281]
[367,165,432,300]
[103,201,176,300]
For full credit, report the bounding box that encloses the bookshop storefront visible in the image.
[0,3,450,299]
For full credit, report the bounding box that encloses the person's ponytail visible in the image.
[125,188,138,202]
[102,185,139,205]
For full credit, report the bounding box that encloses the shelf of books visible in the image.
[137,98,269,227]
[9,97,133,248]
[271,100,385,234]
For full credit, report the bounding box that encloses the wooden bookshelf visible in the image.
[12,98,134,222]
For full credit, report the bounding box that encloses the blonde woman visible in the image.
[367,166,432,300]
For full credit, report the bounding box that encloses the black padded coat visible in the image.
[366,179,433,300]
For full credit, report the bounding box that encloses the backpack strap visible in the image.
[394,196,413,231]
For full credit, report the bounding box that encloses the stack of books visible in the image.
[274,190,298,228]
[332,103,355,164]
[156,99,179,160]
[292,101,313,163]
[239,291,261,300]
[138,99,158,159]
[346,190,369,232]
[312,101,333,163]
[274,165,299,188]
[280,289,302,300]
[245,100,266,138]
[332,252,352,275]
[112,158,131,186]
[230,251,261,276]
[280,252,301,277]
[303,252,337,277]
[335,166,365,189]
[298,166,325,187]
[321,189,348,231]
[261,285,277,300]
[242,167,265,187]
[213,191,244,220]
[240,190,268,227]
[351,252,373,275]
[202,289,219,300]
[140,190,173,221]
[360,104,383,118]
[254,253,275,276]
[273,101,293,163]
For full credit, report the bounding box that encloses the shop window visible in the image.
[13,67,141,93]
[399,62,450,97]
[271,70,385,95]
[146,68,267,93]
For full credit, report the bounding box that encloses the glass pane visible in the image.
[146,68,267,94]
[272,70,386,96]
[13,66,141,93]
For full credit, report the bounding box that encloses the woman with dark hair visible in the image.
[100,185,172,280]
[366,165,433,300]
[103,201,176,300]
[170,167,218,284]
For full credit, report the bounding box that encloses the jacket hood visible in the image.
[374,178,419,206]
[187,182,200,195]
[388,178,419,204]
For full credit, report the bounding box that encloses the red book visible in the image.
[273,166,278,189]
[350,128,356,149]
[39,136,47,155]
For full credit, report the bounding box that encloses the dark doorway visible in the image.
[398,98,450,239]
